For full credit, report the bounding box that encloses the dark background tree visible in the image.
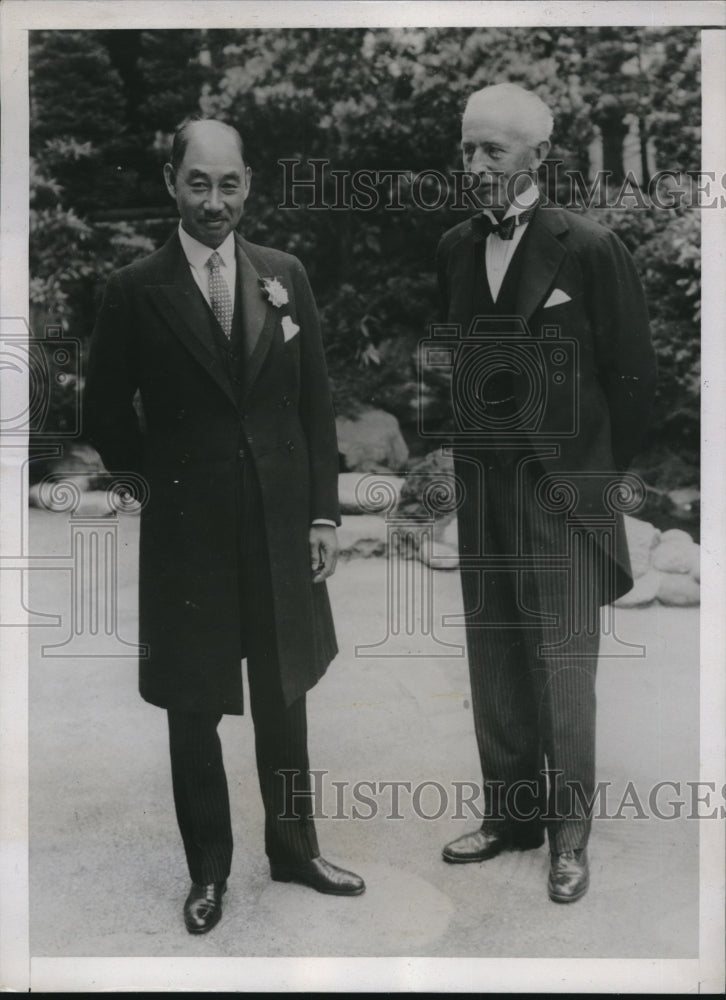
[28,26,701,509]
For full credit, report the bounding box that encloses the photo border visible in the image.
[1,1,724,992]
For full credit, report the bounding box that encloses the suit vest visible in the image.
[470,226,530,410]
[460,225,533,466]
[201,258,247,403]
[473,224,530,318]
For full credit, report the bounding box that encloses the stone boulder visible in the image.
[387,449,459,570]
[623,515,661,579]
[416,535,459,570]
[656,573,700,607]
[657,527,696,546]
[395,448,456,522]
[35,441,106,493]
[436,516,458,548]
[336,409,409,473]
[338,471,404,516]
[651,529,700,575]
[648,527,700,606]
[614,521,700,607]
[28,485,115,517]
[422,516,459,570]
[612,568,664,608]
[337,515,388,559]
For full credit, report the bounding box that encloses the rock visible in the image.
[657,573,700,607]
[337,514,388,558]
[75,491,118,517]
[436,516,459,549]
[652,539,700,575]
[612,568,664,608]
[338,472,404,515]
[623,515,660,579]
[390,517,460,571]
[43,441,106,492]
[417,541,459,570]
[395,448,456,521]
[658,528,696,546]
[336,409,409,472]
[28,486,115,517]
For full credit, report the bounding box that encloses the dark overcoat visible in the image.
[436,203,657,603]
[84,231,340,714]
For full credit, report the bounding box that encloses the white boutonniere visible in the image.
[260,276,289,308]
[281,315,300,342]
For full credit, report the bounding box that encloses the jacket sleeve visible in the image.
[290,257,341,526]
[584,229,657,472]
[83,270,143,478]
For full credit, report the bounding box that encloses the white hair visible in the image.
[463,83,554,145]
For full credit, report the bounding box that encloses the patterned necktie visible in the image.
[206,251,233,339]
[472,205,537,242]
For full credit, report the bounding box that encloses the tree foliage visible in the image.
[28,26,701,481]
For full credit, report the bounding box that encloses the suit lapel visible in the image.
[145,233,237,408]
[235,237,267,359]
[515,206,569,321]
[235,236,280,400]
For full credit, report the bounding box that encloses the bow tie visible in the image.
[472,205,537,242]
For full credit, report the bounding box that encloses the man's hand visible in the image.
[309,525,339,583]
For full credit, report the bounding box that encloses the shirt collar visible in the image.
[484,179,540,222]
[177,223,237,272]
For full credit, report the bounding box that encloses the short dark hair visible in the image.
[169,116,245,175]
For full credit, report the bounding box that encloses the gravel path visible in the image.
[27,509,700,969]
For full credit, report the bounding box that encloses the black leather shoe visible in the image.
[548,849,589,903]
[270,856,365,896]
[183,880,227,934]
[442,824,544,863]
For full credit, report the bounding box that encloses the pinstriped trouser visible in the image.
[455,451,601,854]
[166,458,319,885]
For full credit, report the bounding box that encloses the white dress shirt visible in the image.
[177,223,237,311]
[484,181,539,302]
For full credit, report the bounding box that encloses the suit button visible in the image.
[286,440,294,451]
[238,447,246,459]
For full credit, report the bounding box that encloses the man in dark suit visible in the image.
[84,117,364,935]
[435,84,656,902]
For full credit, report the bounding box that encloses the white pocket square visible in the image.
[544,288,572,308]
[281,315,300,342]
